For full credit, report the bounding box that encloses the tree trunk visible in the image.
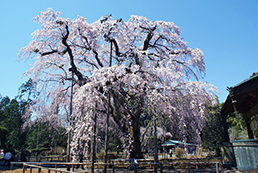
[132,101,143,159]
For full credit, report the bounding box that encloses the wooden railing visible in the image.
[22,163,73,173]
[26,155,66,162]
[11,160,222,173]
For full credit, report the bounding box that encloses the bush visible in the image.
[175,148,183,158]
[97,150,118,160]
[56,146,66,156]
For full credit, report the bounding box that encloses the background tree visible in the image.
[0,126,8,149]
[18,9,217,159]
[0,96,27,149]
[201,103,229,156]
[0,79,67,156]
[26,121,67,156]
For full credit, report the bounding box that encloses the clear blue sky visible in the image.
[1,0,258,103]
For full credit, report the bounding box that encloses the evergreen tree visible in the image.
[201,103,228,156]
[0,96,27,149]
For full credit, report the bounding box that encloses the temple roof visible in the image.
[221,75,258,119]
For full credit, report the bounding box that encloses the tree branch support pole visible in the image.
[103,92,110,173]
[103,41,112,173]
[36,122,40,162]
[154,116,158,173]
[91,104,97,173]
[67,71,74,170]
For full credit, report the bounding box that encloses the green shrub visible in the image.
[97,150,118,160]
[175,148,183,158]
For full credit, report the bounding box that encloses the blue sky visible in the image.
[0,0,258,103]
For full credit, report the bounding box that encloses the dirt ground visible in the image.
[0,167,242,173]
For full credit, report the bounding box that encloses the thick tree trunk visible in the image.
[132,101,143,159]
[133,118,143,158]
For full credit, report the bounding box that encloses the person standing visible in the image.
[3,152,13,168]
[76,148,84,170]
[129,145,138,170]
[20,149,27,162]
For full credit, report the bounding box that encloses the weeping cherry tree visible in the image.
[18,9,217,160]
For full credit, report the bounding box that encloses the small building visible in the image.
[161,140,197,154]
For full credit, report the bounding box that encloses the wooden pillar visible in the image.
[244,113,254,139]
[220,113,230,142]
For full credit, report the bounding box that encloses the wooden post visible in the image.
[66,70,74,171]
[216,162,219,173]
[38,168,41,173]
[91,104,97,173]
[187,163,190,173]
[112,164,115,173]
[30,167,33,173]
[55,164,57,173]
[154,117,158,173]
[160,163,163,173]
[72,164,75,172]
[23,165,26,173]
[103,40,113,173]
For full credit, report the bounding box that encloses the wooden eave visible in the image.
[221,75,258,119]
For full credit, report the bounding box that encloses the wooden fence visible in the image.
[26,156,66,162]
[11,160,222,173]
